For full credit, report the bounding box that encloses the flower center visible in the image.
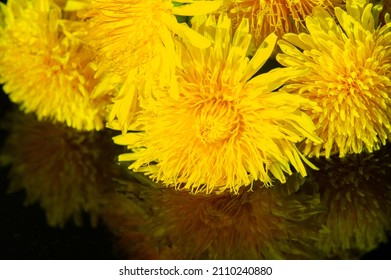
[336,70,367,96]
[195,99,240,144]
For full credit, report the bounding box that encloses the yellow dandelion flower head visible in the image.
[277,0,391,158]
[304,146,391,257]
[81,0,222,133]
[0,110,120,227]
[114,14,321,194]
[218,0,344,53]
[0,0,110,131]
[80,0,222,76]
[112,176,325,259]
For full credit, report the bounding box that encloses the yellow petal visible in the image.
[64,0,88,11]
[113,133,142,146]
[173,0,196,3]
[37,0,50,13]
[241,33,277,82]
[247,67,308,92]
[109,74,139,133]
[118,153,138,162]
[165,14,211,48]
[172,1,222,16]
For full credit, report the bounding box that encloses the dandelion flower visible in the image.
[277,0,391,157]
[81,0,221,75]
[303,146,391,258]
[105,176,325,259]
[114,15,321,194]
[0,110,120,227]
[217,0,344,54]
[0,0,111,131]
[79,0,222,132]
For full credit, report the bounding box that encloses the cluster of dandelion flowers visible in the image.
[0,0,111,131]
[0,111,120,227]
[114,14,321,194]
[277,0,391,158]
[106,177,325,259]
[217,0,344,54]
[302,146,391,258]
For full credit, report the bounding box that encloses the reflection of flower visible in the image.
[0,0,110,131]
[114,15,321,194]
[303,145,391,258]
[217,0,344,54]
[0,111,120,227]
[102,181,161,260]
[104,175,325,259]
[277,0,391,158]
